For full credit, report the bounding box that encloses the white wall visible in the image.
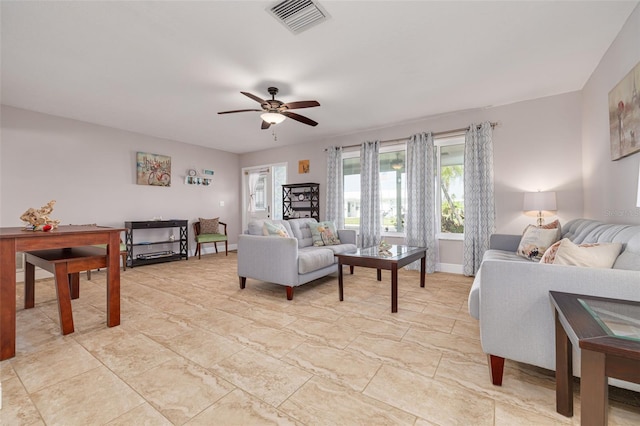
[582,3,640,224]
[240,91,584,268]
[0,106,241,254]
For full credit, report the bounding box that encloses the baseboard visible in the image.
[437,262,463,274]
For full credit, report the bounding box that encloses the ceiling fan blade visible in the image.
[218,109,261,114]
[281,111,318,127]
[282,100,320,110]
[261,120,271,130]
[241,92,266,104]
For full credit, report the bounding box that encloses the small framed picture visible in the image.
[298,160,310,174]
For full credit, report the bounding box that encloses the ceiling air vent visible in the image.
[267,0,330,34]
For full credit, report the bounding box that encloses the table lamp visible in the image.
[523,191,557,226]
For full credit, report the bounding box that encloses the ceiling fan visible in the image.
[218,87,320,129]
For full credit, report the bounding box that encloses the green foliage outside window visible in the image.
[440,164,464,233]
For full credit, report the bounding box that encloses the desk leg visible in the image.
[69,273,80,300]
[391,264,398,313]
[555,311,573,417]
[0,239,17,360]
[54,263,75,335]
[581,349,608,426]
[106,233,121,327]
[420,254,426,288]
[338,260,344,302]
[377,269,382,281]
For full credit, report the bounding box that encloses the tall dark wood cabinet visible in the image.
[282,183,320,220]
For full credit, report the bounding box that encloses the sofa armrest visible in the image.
[489,234,521,251]
[237,235,300,286]
[337,229,357,245]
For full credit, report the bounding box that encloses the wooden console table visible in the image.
[0,225,124,360]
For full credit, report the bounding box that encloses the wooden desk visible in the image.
[0,225,124,360]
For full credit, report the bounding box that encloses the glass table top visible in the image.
[348,245,425,259]
[579,298,640,342]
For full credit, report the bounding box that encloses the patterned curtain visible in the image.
[359,141,380,247]
[405,132,437,272]
[463,122,495,276]
[325,146,344,229]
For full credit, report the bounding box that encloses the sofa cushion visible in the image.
[309,221,341,246]
[298,247,335,274]
[516,225,560,260]
[199,217,219,234]
[552,238,622,269]
[323,243,357,256]
[288,218,317,248]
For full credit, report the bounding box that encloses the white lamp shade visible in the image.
[523,191,557,212]
[261,112,286,124]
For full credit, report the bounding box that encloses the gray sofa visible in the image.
[468,219,640,392]
[237,218,357,300]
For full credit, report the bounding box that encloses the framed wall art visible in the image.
[136,152,172,186]
[608,60,640,160]
[298,159,310,174]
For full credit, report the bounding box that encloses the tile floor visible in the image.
[1,252,639,425]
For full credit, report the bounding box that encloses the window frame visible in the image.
[435,135,465,240]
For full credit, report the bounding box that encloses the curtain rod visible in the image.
[324,121,499,151]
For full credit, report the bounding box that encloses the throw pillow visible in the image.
[516,225,561,260]
[539,241,562,264]
[262,221,290,238]
[199,217,219,234]
[552,238,622,269]
[541,219,561,233]
[309,221,341,246]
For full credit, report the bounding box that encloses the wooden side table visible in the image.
[549,291,640,425]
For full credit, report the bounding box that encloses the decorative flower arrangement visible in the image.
[19,200,61,231]
[378,240,392,256]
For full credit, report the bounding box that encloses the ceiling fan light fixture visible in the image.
[261,112,286,124]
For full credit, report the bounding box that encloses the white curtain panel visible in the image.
[405,132,437,272]
[359,140,380,248]
[463,122,495,276]
[325,146,344,229]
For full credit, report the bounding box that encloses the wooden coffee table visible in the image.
[549,291,640,425]
[335,245,426,313]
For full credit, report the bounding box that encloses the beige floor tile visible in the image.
[105,403,173,425]
[186,388,301,425]
[154,327,245,369]
[347,334,442,377]
[280,376,417,425]
[31,366,144,425]
[224,322,308,358]
[0,376,44,425]
[210,347,312,407]
[287,317,360,349]
[126,358,235,425]
[495,400,570,425]
[284,341,382,391]
[11,340,102,393]
[364,364,495,425]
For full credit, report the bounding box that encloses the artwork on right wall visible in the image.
[609,60,640,160]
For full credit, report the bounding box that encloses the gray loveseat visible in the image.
[237,218,357,300]
[468,218,640,392]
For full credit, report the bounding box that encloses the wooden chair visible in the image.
[194,221,228,258]
[24,246,107,335]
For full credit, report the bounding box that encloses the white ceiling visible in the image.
[1,1,637,154]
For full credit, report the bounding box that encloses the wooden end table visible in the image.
[335,245,426,313]
[549,291,640,425]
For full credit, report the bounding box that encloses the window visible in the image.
[436,137,465,236]
[342,147,407,234]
